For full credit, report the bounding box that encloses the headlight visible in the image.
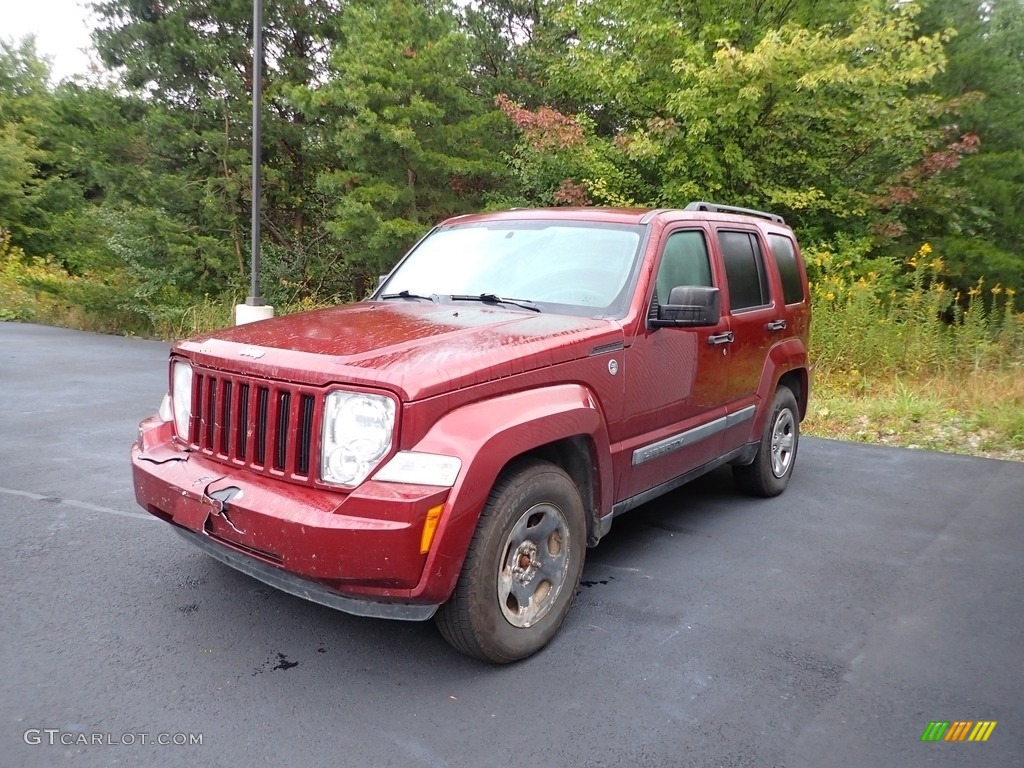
[321,391,396,487]
[171,360,193,441]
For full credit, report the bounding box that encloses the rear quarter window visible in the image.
[768,234,805,305]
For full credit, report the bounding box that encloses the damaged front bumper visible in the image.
[131,417,449,620]
[170,527,438,620]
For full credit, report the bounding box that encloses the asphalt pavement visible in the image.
[1,322,1022,768]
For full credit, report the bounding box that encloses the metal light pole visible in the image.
[248,0,263,307]
[236,0,274,324]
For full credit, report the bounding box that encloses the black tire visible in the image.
[435,458,586,663]
[733,386,800,497]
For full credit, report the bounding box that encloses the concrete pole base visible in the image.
[234,303,275,326]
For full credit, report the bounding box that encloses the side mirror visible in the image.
[650,286,721,328]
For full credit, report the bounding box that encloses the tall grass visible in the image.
[806,242,1024,458]
[809,242,1023,378]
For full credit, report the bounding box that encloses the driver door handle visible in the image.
[708,332,734,345]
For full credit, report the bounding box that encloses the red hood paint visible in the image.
[176,302,623,401]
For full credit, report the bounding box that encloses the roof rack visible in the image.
[684,201,785,225]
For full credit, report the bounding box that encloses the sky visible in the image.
[2,0,99,82]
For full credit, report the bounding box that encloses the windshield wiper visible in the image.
[378,290,437,303]
[448,293,541,312]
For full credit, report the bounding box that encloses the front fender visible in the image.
[406,383,612,604]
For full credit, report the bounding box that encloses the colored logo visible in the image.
[921,721,997,742]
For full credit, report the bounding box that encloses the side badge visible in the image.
[608,359,619,376]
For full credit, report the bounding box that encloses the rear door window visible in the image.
[718,231,770,311]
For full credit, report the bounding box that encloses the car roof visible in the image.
[440,207,653,226]
[440,206,790,230]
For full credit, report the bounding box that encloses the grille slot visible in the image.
[297,395,315,475]
[205,378,217,446]
[254,387,269,466]
[189,369,321,483]
[219,380,232,455]
[237,383,250,459]
[274,391,290,470]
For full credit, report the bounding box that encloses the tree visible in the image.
[302,0,509,289]
[458,0,564,107]
[0,38,117,272]
[90,0,345,298]
[0,39,61,255]
[545,0,863,132]
[915,0,1024,293]
[519,1,976,249]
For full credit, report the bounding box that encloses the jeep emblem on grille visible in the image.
[239,346,265,359]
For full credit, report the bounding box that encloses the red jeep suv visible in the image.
[131,203,811,662]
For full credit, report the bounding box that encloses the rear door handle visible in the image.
[708,332,734,345]
[766,320,787,332]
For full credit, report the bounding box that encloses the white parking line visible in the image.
[0,485,156,521]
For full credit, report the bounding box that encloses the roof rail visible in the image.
[684,201,785,225]
[639,208,671,224]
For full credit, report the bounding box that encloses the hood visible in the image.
[176,301,623,401]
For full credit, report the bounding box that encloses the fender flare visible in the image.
[750,338,810,435]
[407,383,613,604]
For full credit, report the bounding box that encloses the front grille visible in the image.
[188,368,321,483]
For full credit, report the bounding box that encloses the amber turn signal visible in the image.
[420,504,444,554]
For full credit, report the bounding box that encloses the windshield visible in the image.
[377,220,646,316]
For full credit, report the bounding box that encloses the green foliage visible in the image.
[492,96,654,207]
[557,2,956,236]
[0,230,33,320]
[909,0,1024,296]
[90,0,348,293]
[0,38,82,258]
[457,0,558,105]
[1,226,144,332]
[303,0,509,285]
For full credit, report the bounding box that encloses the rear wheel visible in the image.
[733,385,800,497]
[435,459,586,663]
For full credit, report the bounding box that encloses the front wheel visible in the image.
[733,385,800,497]
[435,459,586,663]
